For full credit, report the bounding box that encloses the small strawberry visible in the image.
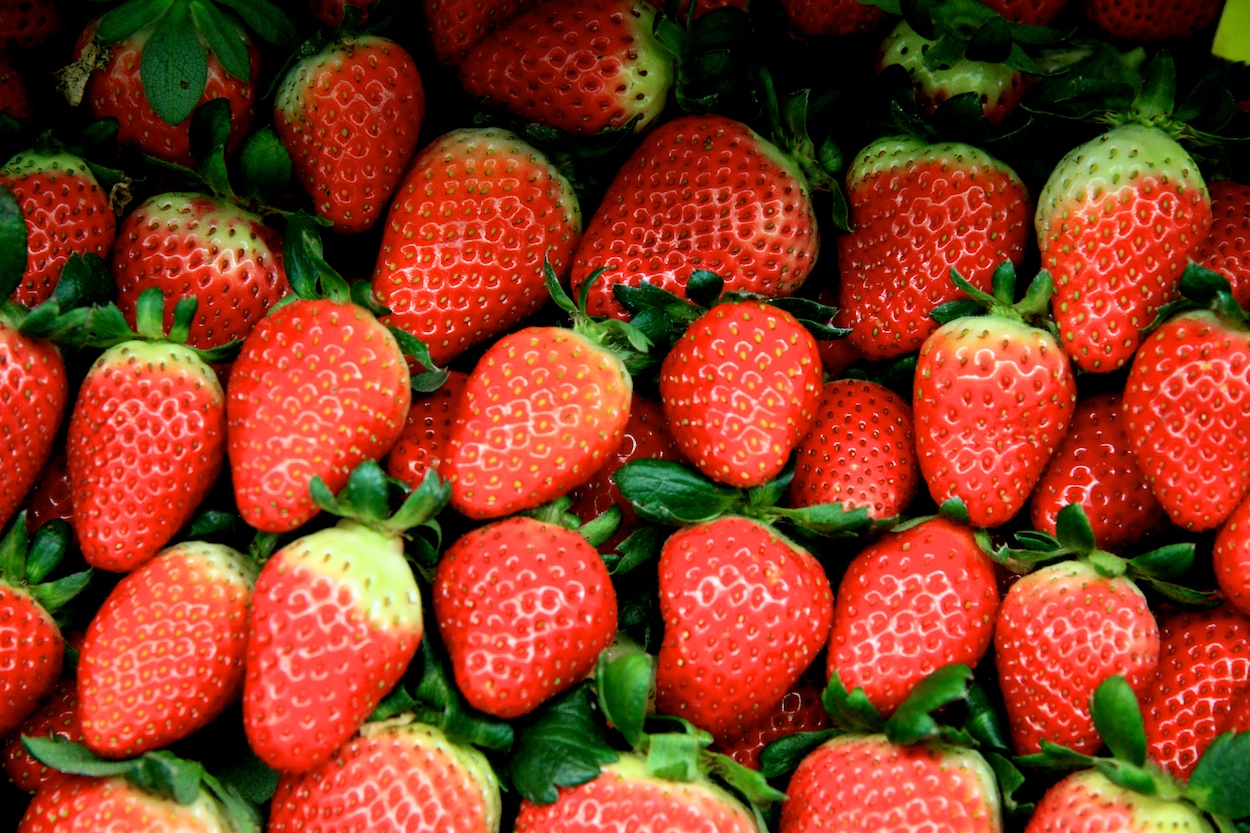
[385,370,470,491]
[789,379,920,521]
[422,0,538,66]
[372,127,582,367]
[1,149,116,308]
[1214,494,1250,616]
[655,515,833,738]
[1195,179,1250,307]
[459,0,675,136]
[274,34,425,234]
[827,516,999,717]
[779,0,884,37]
[1083,0,1222,41]
[659,300,822,488]
[716,677,831,771]
[838,137,1032,359]
[2,681,83,793]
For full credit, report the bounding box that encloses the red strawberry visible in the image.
[569,114,820,320]
[422,0,538,66]
[1083,0,1222,41]
[0,320,67,533]
[827,517,999,717]
[779,0,884,36]
[112,193,289,351]
[716,677,831,770]
[1139,605,1250,779]
[385,370,470,491]
[2,681,83,793]
[459,0,675,136]
[1022,769,1210,833]
[371,127,582,367]
[0,59,33,122]
[22,455,73,532]
[838,137,1032,359]
[1029,393,1165,551]
[227,298,411,533]
[659,300,823,488]
[789,379,920,521]
[308,0,378,27]
[981,0,1070,24]
[655,516,833,738]
[77,542,256,758]
[1,150,116,308]
[275,35,424,234]
[1214,494,1250,615]
[0,0,58,53]
[1195,179,1250,307]
[780,734,1002,833]
[434,517,617,718]
[18,774,235,833]
[1036,124,1212,372]
[267,720,502,833]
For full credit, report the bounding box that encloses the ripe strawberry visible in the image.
[227,298,410,533]
[112,193,288,351]
[716,677,831,770]
[0,320,67,533]
[1029,393,1165,551]
[659,300,822,488]
[569,114,819,320]
[780,734,1002,833]
[655,516,833,738]
[837,137,1031,359]
[18,774,236,833]
[981,0,1070,24]
[1139,605,1250,779]
[1195,179,1250,307]
[1,149,116,308]
[827,517,999,717]
[22,455,73,532]
[1083,0,1222,41]
[3,681,83,792]
[514,754,759,833]
[1036,124,1212,372]
[779,0,884,37]
[1214,495,1250,615]
[913,267,1077,527]
[385,370,470,491]
[77,542,256,759]
[422,0,537,66]
[0,0,58,53]
[371,127,582,366]
[1022,769,1210,833]
[789,379,920,521]
[434,517,617,718]
[275,34,424,234]
[267,720,502,833]
[459,0,675,136]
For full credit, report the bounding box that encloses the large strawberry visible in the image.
[459,0,675,136]
[371,127,581,367]
[837,137,1032,359]
[569,114,819,320]
[274,34,424,234]
[913,265,1077,527]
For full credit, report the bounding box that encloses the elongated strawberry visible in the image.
[3,682,83,792]
[372,127,581,366]
[459,0,675,136]
[1195,179,1250,307]
[0,319,67,533]
[275,34,424,233]
[569,114,819,320]
[838,137,1032,359]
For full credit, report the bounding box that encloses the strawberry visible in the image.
[458,0,675,136]
[654,516,833,738]
[267,720,502,833]
[716,677,831,770]
[371,127,582,367]
[433,516,617,718]
[779,0,884,37]
[827,516,999,717]
[981,0,1070,24]
[66,292,228,572]
[0,319,67,533]
[112,193,289,351]
[1029,393,1165,551]
[308,0,378,27]
[1036,124,1212,372]
[18,774,236,833]
[837,137,1032,359]
[789,379,920,521]
[422,0,538,66]
[913,266,1077,527]
[1,149,116,308]
[1195,179,1250,307]
[1214,494,1250,615]
[569,114,820,320]
[1022,769,1212,833]
[385,369,470,491]
[77,541,256,759]
[274,34,425,234]
[1083,0,1222,41]
[0,59,32,122]
[659,300,822,488]
[21,456,73,532]
[2,682,83,793]
[0,0,58,53]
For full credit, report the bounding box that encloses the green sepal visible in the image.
[1127,543,1195,581]
[351,280,390,317]
[0,183,27,301]
[769,502,880,538]
[247,531,282,564]
[311,462,450,536]
[1091,676,1147,768]
[134,286,170,339]
[614,459,744,526]
[931,299,983,324]
[1132,51,1177,123]
[201,771,262,833]
[685,270,724,308]
[1137,579,1221,608]
[1177,263,1250,330]
[596,647,653,750]
[1186,732,1250,819]
[411,640,514,752]
[367,684,418,722]
[0,514,28,583]
[283,211,350,303]
[189,98,234,200]
[181,509,237,541]
[963,683,1013,753]
[188,0,250,82]
[822,671,885,734]
[1094,757,1166,797]
[236,128,291,203]
[22,735,146,778]
[338,461,392,524]
[388,471,451,534]
[27,570,94,616]
[1016,739,1100,772]
[215,752,279,806]
[545,258,584,319]
[578,505,622,550]
[758,729,842,779]
[983,750,1033,818]
[24,520,72,585]
[703,750,788,807]
[508,683,619,805]
[938,498,970,525]
[51,252,114,312]
[1086,548,1129,579]
[1054,504,1096,555]
[96,0,173,44]
[883,664,974,746]
[601,526,665,576]
[215,0,298,48]
[765,296,852,340]
[141,2,209,127]
[646,732,704,782]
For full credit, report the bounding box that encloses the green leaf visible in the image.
[508,684,618,805]
[771,502,876,538]
[613,460,743,525]
[96,0,172,44]
[24,520,70,585]
[1186,732,1250,818]
[1054,504,1096,555]
[53,253,114,311]
[1091,676,1146,767]
[884,664,973,746]
[237,128,291,202]
[0,184,27,301]
[413,640,514,751]
[0,515,28,583]
[1093,757,1162,796]
[215,0,297,48]
[140,2,210,127]
[189,1,250,82]
[388,471,450,532]
[182,510,237,541]
[822,671,884,733]
[308,476,343,516]
[1128,543,1195,580]
[922,34,968,72]
[189,98,234,198]
[1016,739,1100,772]
[368,684,419,722]
[604,526,665,576]
[704,750,788,806]
[202,772,261,833]
[22,736,138,777]
[340,461,391,524]
[215,752,279,806]
[1133,51,1177,120]
[131,750,206,804]
[596,650,653,749]
[758,730,841,779]
[964,683,1012,753]
[27,570,93,614]
[983,750,1031,816]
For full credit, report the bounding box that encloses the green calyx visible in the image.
[79,286,239,365]
[0,515,92,621]
[930,262,1053,328]
[309,460,449,541]
[545,259,652,375]
[1146,262,1250,335]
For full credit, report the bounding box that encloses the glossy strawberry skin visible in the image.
[780,735,1002,833]
[655,516,833,738]
[716,678,831,770]
[227,299,411,533]
[267,721,502,833]
[1030,393,1164,551]
[112,194,289,351]
[67,342,226,572]
[3,681,83,793]
[570,114,819,320]
[0,322,67,533]
[275,35,424,234]
[1214,495,1250,616]
[790,380,919,520]
[422,0,538,66]
[385,370,470,490]
[995,561,1159,755]
[18,775,232,833]
[1,150,115,308]
[828,517,999,717]
[1083,0,1222,41]
[1022,769,1211,833]
[444,327,631,520]
[434,517,617,719]
[78,542,256,759]
[1122,310,1250,531]
[1195,179,1250,307]
[914,316,1077,528]
[372,128,581,366]
[660,301,823,488]
[0,584,62,738]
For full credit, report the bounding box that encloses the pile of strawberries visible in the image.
[3,0,1250,830]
